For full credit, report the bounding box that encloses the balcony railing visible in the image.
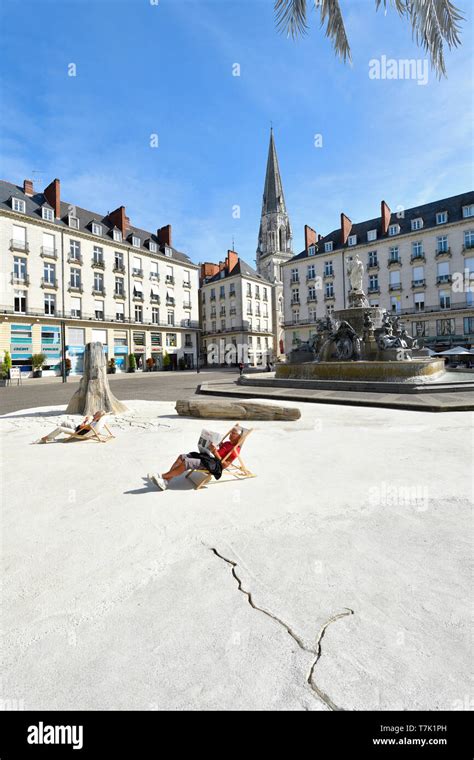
[114,265,126,274]
[368,285,380,294]
[435,248,452,258]
[149,273,160,281]
[307,296,318,303]
[92,259,105,269]
[306,273,316,281]
[323,271,334,278]
[132,293,144,302]
[324,293,335,300]
[132,268,144,278]
[150,295,160,304]
[410,253,425,263]
[210,295,216,301]
[68,255,83,265]
[436,275,452,284]
[290,278,300,285]
[230,308,237,315]
[114,290,126,299]
[411,279,426,288]
[184,302,192,309]
[10,239,29,253]
[290,299,300,306]
[0,304,201,328]
[389,283,402,291]
[11,274,29,286]
[68,284,83,294]
[219,293,226,300]
[388,258,402,266]
[92,287,106,296]
[367,262,379,270]
[41,277,58,289]
[229,289,236,297]
[462,243,474,252]
[183,281,191,288]
[166,297,176,306]
[165,276,175,285]
[40,246,58,259]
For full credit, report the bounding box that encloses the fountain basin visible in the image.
[276,359,445,383]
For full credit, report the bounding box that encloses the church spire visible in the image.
[262,128,287,216]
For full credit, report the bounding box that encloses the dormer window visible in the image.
[149,241,158,253]
[411,218,423,231]
[308,245,316,256]
[367,229,377,242]
[12,197,26,213]
[68,215,80,229]
[436,211,447,225]
[164,246,172,258]
[462,205,474,218]
[113,228,122,242]
[347,235,357,247]
[324,241,333,253]
[42,206,54,222]
[132,235,140,248]
[388,224,400,236]
[92,222,102,236]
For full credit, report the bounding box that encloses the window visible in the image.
[70,240,81,260]
[255,285,260,299]
[92,222,102,236]
[324,241,333,252]
[308,245,316,256]
[183,270,191,287]
[307,264,315,279]
[368,251,378,267]
[390,295,401,313]
[68,215,79,229]
[115,277,124,295]
[388,224,400,236]
[462,205,474,218]
[164,246,172,258]
[149,241,158,253]
[93,246,104,264]
[185,333,192,347]
[70,268,81,288]
[437,261,450,283]
[221,319,226,330]
[14,289,26,313]
[166,265,174,283]
[347,235,357,246]
[42,232,55,254]
[389,246,400,262]
[389,270,401,287]
[246,283,252,296]
[133,282,144,298]
[94,272,104,292]
[436,211,447,225]
[115,303,125,321]
[134,305,143,322]
[413,321,426,337]
[411,218,423,231]
[439,291,451,309]
[43,263,56,284]
[412,265,424,286]
[42,206,54,221]
[291,268,299,283]
[151,332,162,347]
[308,286,317,301]
[114,251,124,270]
[13,257,27,281]
[71,297,81,317]
[324,261,333,276]
[368,275,379,291]
[220,285,225,298]
[367,229,377,242]
[12,224,27,249]
[464,230,474,249]
[94,300,104,319]
[414,292,425,312]
[291,289,299,304]
[44,293,56,315]
[325,283,334,298]
[113,228,122,242]
[309,308,317,322]
[166,333,177,347]
[68,327,85,345]
[152,307,160,324]
[437,235,448,253]
[150,262,159,280]
[437,318,454,334]
[412,241,424,258]
[12,197,26,213]
[167,310,175,326]
[263,288,267,301]
[132,235,140,248]
[464,317,474,334]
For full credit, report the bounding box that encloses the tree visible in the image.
[66,342,128,415]
[1,350,12,378]
[274,0,464,78]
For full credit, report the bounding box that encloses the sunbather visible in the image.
[150,425,242,490]
[39,411,107,443]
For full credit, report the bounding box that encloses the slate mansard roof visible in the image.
[0,179,196,267]
[203,258,270,286]
[288,191,474,263]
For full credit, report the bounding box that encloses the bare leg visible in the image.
[162,460,187,482]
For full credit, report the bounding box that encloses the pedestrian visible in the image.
[238,361,244,376]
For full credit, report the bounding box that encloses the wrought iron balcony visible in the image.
[114,265,126,274]
[435,248,452,258]
[41,277,58,289]
[410,253,425,263]
[40,246,58,259]
[132,268,143,278]
[367,262,379,270]
[68,255,83,265]
[183,280,191,288]
[11,274,29,286]
[388,257,402,267]
[132,292,144,302]
[411,279,426,288]
[165,275,175,285]
[436,275,452,284]
[68,284,83,294]
[10,239,29,253]
[91,259,105,269]
[389,283,402,291]
[114,290,126,299]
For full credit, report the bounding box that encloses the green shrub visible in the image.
[31,353,46,370]
[128,354,137,371]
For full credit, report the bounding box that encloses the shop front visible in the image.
[10,323,32,374]
[41,325,61,375]
[150,331,163,370]
[114,330,128,372]
[132,331,146,371]
[67,327,85,375]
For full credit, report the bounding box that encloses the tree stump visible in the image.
[175,399,300,420]
[66,342,128,416]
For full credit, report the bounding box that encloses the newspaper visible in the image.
[197,429,221,455]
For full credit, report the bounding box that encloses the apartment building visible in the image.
[200,250,274,366]
[282,193,474,353]
[0,178,199,374]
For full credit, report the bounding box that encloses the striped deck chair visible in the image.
[186,424,255,490]
[63,418,115,443]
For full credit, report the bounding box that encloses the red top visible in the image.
[218,441,240,463]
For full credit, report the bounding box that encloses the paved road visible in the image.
[0,369,239,414]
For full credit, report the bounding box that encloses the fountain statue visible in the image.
[347,254,369,308]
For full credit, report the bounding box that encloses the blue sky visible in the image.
[0,0,472,267]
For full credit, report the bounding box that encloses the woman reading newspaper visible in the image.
[149,425,242,491]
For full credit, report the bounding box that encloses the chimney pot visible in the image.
[340,212,352,245]
[23,179,34,196]
[43,178,61,219]
[304,225,317,250]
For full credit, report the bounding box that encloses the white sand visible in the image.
[1,399,472,711]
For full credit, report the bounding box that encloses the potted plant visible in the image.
[162,351,171,371]
[128,354,136,373]
[31,353,46,378]
[1,350,12,382]
[108,357,116,374]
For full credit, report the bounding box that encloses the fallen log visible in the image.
[175,398,300,420]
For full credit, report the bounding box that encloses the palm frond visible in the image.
[275,0,308,38]
[318,0,352,63]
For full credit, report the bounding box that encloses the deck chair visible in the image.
[63,420,115,443]
[186,423,255,490]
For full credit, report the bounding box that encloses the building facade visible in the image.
[0,178,200,375]
[256,129,293,357]
[200,250,274,366]
[282,193,474,353]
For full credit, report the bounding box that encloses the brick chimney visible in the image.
[200,262,220,283]
[43,178,61,219]
[23,179,34,196]
[157,224,172,247]
[304,225,317,250]
[381,200,391,235]
[226,250,239,273]
[107,206,128,237]
[340,212,352,245]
